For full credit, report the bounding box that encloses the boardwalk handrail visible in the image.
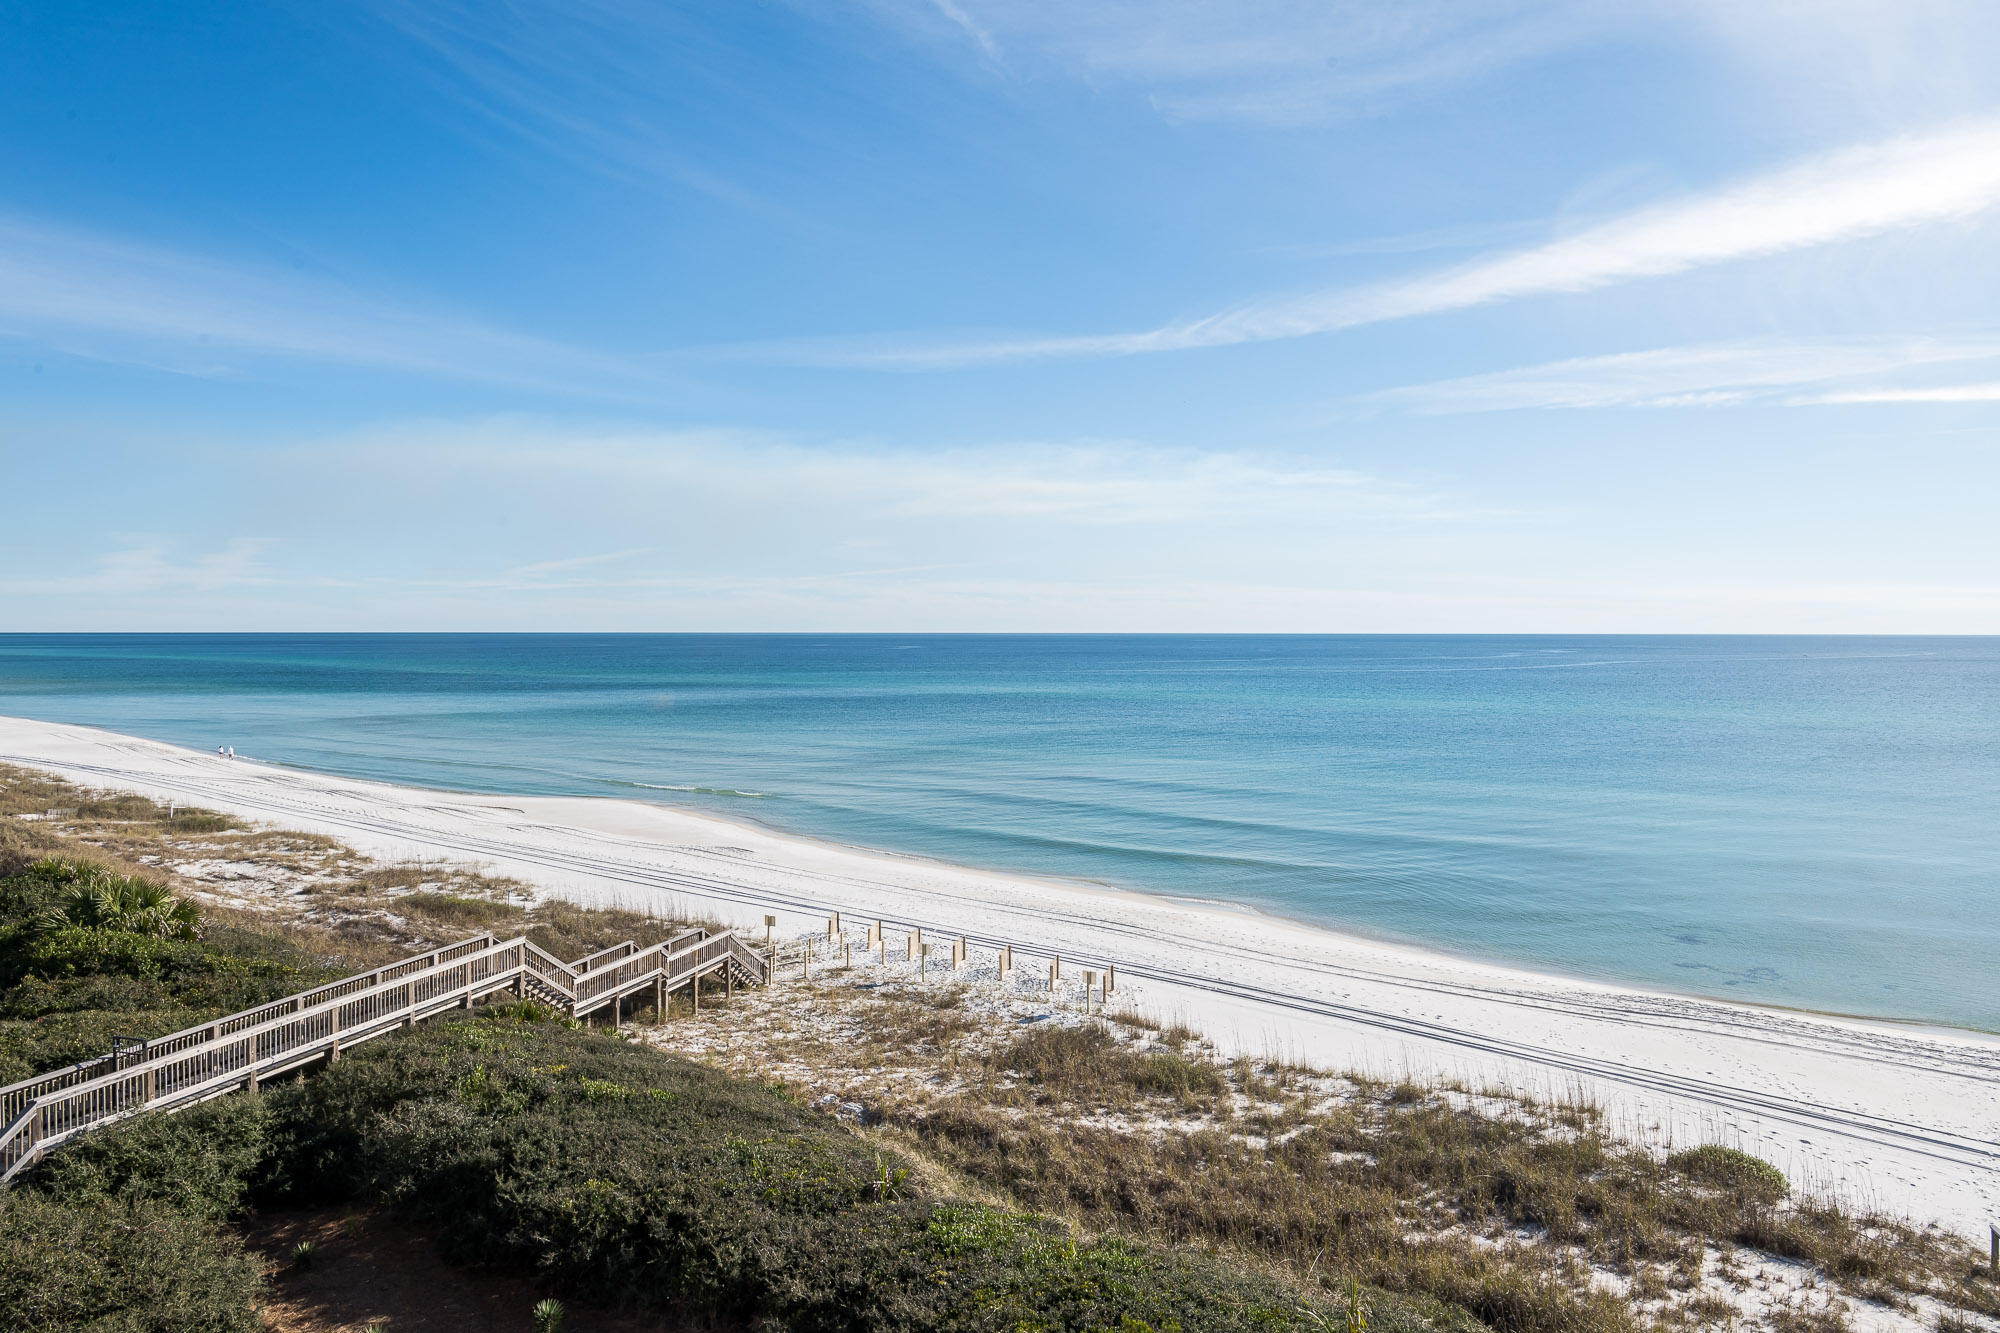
[0,922,770,1186]
[571,927,767,1013]
[0,935,531,1181]
[0,934,497,1127]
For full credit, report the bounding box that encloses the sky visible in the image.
[3,0,2000,632]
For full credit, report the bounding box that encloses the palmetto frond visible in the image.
[26,858,203,941]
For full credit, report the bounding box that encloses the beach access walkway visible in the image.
[0,925,771,1186]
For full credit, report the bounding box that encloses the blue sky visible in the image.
[4,0,2000,631]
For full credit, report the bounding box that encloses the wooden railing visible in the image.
[0,924,770,1186]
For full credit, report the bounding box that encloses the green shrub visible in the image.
[260,1013,1405,1332]
[0,861,343,1081]
[26,861,202,941]
[0,1192,261,1332]
[29,1095,275,1221]
[1666,1146,1788,1203]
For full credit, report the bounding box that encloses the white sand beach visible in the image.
[3,713,1996,1242]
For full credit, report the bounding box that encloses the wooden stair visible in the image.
[0,925,770,1186]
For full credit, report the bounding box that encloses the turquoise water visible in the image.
[0,634,1993,1032]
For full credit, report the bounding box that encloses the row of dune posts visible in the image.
[783,914,1117,1011]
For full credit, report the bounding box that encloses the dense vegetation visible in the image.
[0,858,348,1087]
[16,1001,1483,1332]
[0,826,1468,1332]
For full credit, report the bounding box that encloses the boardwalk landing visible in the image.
[0,925,771,1184]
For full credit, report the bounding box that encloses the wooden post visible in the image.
[842,942,850,968]
[764,914,776,941]
[920,943,930,980]
[654,975,665,1015]
[142,1069,156,1104]
[1052,955,1061,981]
[244,1070,259,1093]
[692,975,700,1013]
[1105,964,1115,994]
[727,967,735,998]
[879,936,886,965]
[1990,1223,1998,1274]
[870,920,882,947]
[829,911,841,939]
[328,1037,340,1065]
[999,945,1012,976]
[1048,961,1058,991]
[1084,972,1096,1014]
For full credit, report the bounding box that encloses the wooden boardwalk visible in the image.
[0,925,770,1185]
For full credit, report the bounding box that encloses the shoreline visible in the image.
[86,727,1989,1043]
[2,712,1996,1240]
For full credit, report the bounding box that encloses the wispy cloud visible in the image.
[860,0,1619,124]
[0,213,658,392]
[1805,382,2000,404]
[331,419,1484,527]
[772,117,2000,370]
[351,0,799,210]
[0,538,275,597]
[866,1,2000,128]
[1367,337,2000,412]
[500,548,658,580]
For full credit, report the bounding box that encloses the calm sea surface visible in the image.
[0,634,1993,1031]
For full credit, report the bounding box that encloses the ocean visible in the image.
[0,633,1993,1032]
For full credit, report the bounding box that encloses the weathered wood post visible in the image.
[1052,955,1061,982]
[1048,961,1058,992]
[1990,1222,1998,1274]
[920,943,930,980]
[1084,972,1096,1014]
[869,920,882,948]
[999,945,1012,977]
[765,914,776,942]
[1105,964,1115,995]
[829,911,841,940]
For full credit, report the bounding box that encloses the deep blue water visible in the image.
[0,634,1994,1031]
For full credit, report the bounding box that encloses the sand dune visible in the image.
[3,713,1995,1240]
